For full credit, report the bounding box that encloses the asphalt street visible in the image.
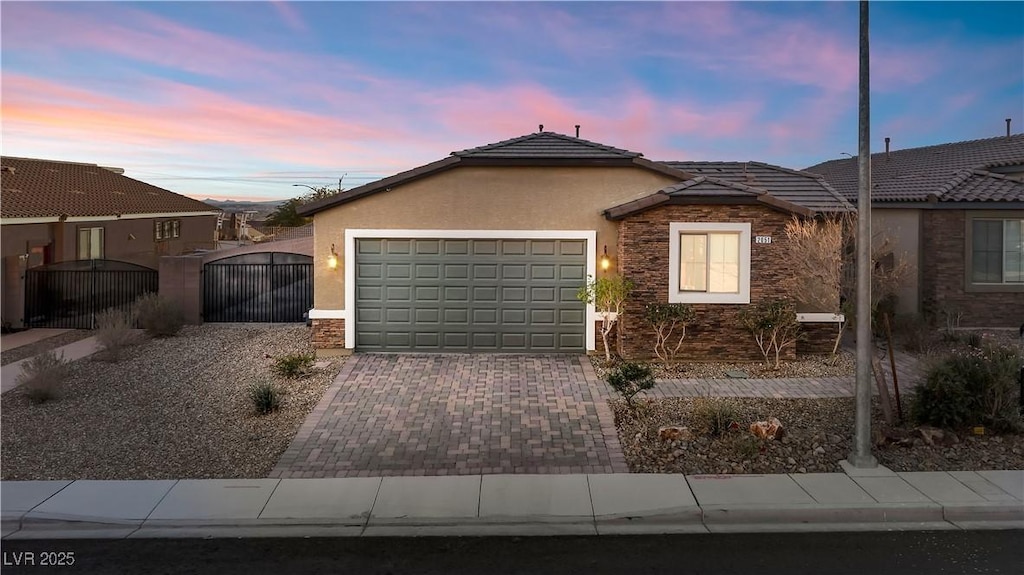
[1,531,1021,574]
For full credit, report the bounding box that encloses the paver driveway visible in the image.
[270,354,627,478]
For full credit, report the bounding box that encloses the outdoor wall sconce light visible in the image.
[600,245,611,271]
[327,243,339,269]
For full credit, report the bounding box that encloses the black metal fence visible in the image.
[202,252,313,322]
[24,260,159,329]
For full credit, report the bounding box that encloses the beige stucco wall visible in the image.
[311,165,677,310]
[873,208,921,314]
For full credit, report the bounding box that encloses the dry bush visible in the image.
[16,351,71,404]
[95,307,138,362]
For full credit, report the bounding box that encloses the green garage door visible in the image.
[355,238,587,352]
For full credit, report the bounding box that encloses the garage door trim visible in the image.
[344,229,597,351]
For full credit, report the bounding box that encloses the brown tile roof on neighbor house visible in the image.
[660,161,853,213]
[804,134,1024,203]
[1,156,218,221]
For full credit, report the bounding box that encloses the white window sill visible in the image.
[668,292,750,305]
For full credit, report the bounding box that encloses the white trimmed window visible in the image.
[668,222,751,304]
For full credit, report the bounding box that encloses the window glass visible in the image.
[155,221,163,240]
[679,234,707,291]
[971,220,1003,283]
[172,220,180,238]
[1004,220,1024,283]
[708,233,740,293]
[78,227,103,259]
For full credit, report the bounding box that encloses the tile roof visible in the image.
[660,161,853,212]
[1,156,217,219]
[452,131,643,159]
[804,134,1024,203]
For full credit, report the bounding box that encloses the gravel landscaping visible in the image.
[1,330,95,366]
[590,352,855,380]
[1,325,343,480]
[612,397,1024,475]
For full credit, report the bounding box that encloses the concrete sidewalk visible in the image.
[2,468,1020,539]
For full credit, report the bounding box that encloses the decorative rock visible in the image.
[813,446,826,456]
[658,426,693,442]
[750,417,785,440]
[916,426,946,446]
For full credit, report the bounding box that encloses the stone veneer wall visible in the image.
[617,203,835,361]
[920,210,1024,328]
[312,318,346,349]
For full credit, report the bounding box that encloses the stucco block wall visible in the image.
[310,165,677,312]
[618,204,834,361]
[920,209,1024,328]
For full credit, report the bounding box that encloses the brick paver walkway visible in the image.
[271,354,628,478]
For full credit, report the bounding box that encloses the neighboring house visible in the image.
[806,134,1024,328]
[0,156,220,328]
[297,131,851,359]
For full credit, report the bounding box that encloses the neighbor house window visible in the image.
[78,227,104,260]
[155,219,181,241]
[972,218,1024,284]
[668,222,751,304]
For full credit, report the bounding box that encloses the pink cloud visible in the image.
[269,1,307,33]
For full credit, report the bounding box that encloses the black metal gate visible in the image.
[24,259,159,329]
[203,252,313,322]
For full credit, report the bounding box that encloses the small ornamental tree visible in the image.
[643,303,697,366]
[738,298,801,369]
[577,275,634,364]
[605,362,655,410]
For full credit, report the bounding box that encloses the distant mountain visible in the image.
[201,198,286,218]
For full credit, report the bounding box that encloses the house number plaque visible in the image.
[754,236,772,244]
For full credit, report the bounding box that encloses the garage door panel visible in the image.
[444,308,468,323]
[356,238,586,352]
[560,264,585,281]
[415,286,440,302]
[385,240,411,255]
[444,286,469,302]
[560,241,586,256]
[502,287,527,302]
[473,286,498,301]
[473,264,498,279]
[415,308,440,323]
[414,264,440,279]
[473,308,498,324]
[385,286,411,301]
[531,265,556,280]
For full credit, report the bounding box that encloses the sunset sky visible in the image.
[2,1,1022,201]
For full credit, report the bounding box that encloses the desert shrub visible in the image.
[738,299,801,369]
[135,293,184,338]
[248,380,282,415]
[95,307,137,361]
[911,344,1023,432]
[643,302,697,366]
[605,362,654,409]
[272,352,315,378]
[16,351,71,404]
[691,397,739,438]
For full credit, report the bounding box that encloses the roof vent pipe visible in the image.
[539,124,544,132]
[575,125,580,138]
[884,137,890,159]
[1007,118,1012,138]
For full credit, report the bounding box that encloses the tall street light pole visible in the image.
[849,0,877,469]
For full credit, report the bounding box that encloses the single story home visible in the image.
[1,156,220,328]
[806,134,1024,328]
[298,131,852,359]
